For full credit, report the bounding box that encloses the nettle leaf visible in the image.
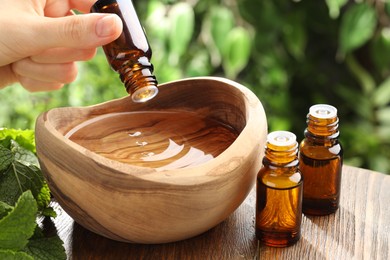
[36,183,52,216]
[0,161,45,207]
[10,140,39,167]
[339,3,377,55]
[168,2,195,64]
[23,236,66,260]
[222,27,252,79]
[0,191,37,251]
[0,201,13,219]
[0,250,33,260]
[0,129,35,154]
[325,0,348,19]
[373,77,390,107]
[0,146,13,173]
[0,137,52,216]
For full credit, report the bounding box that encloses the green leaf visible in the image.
[23,236,66,260]
[386,1,390,17]
[282,13,307,60]
[209,6,235,57]
[0,191,37,251]
[377,107,390,124]
[371,28,390,74]
[0,250,33,260]
[0,133,52,216]
[325,0,348,19]
[10,140,39,167]
[377,125,390,141]
[40,207,57,218]
[0,161,45,207]
[339,3,377,55]
[186,49,212,77]
[345,54,375,94]
[0,201,13,219]
[0,129,35,154]
[372,77,390,107]
[335,84,373,120]
[168,2,195,65]
[0,146,13,173]
[145,1,169,45]
[36,183,52,215]
[222,27,252,79]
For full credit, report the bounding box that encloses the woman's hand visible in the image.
[0,0,122,91]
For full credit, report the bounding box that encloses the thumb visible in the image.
[37,13,122,50]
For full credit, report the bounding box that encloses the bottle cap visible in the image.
[267,131,297,147]
[309,104,337,119]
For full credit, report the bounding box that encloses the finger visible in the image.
[31,47,96,63]
[0,65,18,89]
[18,76,65,92]
[35,13,122,50]
[12,58,78,84]
[44,0,96,17]
[69,0,97,13]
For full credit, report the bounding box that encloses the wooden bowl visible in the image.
[35,77,267,244]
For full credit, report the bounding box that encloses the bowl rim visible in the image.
[38,76,267,185]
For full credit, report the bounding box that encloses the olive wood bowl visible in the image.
[35,77,267,244]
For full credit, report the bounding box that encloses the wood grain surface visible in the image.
[40,165,389,259]
[35,77,267,244]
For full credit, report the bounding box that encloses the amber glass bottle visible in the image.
[256,131,303,247]
[91,0,158,102]
[299,104,343,215]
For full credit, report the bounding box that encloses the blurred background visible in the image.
[1,0,389,174]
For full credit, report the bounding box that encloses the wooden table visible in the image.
[43,165,389,259]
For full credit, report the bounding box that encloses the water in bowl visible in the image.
[65,111,239,170]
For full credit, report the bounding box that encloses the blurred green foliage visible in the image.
[1,0,390,174]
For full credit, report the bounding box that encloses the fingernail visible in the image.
[96,14,121,37]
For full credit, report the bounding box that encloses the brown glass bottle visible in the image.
[91,0,158,102]
[256,131,303,247]
[299,104,343,215]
